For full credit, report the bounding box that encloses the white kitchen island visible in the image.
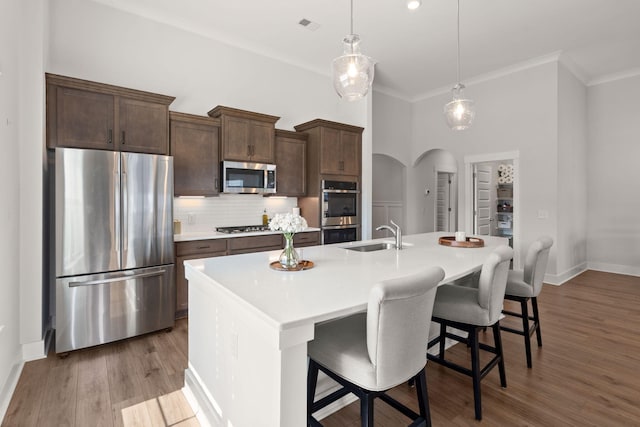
[183,232,507,427]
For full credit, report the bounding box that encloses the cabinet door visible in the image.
[293,231,320,247]
[171,119,220,196]
[222,116,251,161]
[319,127,343,174]
[275,135,306,196]
[175,251,226,318]
[249,120,275,163]
[119,97,169,154]
[53,86,115,150]
[340,130,361,176]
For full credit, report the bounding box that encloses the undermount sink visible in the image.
[343,242,396,252]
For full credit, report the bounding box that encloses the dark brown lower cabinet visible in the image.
[174,231,320,318]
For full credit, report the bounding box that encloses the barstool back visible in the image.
[367,267,444,389]
[477,245,514,324]
[523,236,553,296]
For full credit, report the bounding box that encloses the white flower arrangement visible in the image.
[269,213,308,236]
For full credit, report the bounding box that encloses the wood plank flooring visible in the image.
[3,270,640,426]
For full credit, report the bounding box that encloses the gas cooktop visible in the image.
[216,225,271,234]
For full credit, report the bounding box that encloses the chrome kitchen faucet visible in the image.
[376,220,403,249]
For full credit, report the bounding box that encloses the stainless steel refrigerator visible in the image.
[54,147,175,353]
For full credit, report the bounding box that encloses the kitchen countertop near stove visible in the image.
[173,227,321,242]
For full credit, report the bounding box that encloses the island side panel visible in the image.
[185,262,313,427]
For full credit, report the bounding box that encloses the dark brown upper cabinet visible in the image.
[170,112,221,197]
[208,105,279,164]
[46,73,175,154]
[294,119,363,178]
[274,129,307,197]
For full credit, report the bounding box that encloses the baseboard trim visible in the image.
[0,361,24,423]
[21,338,46,362]
[183,366,219,427]
[544,263,588,285]
[587,262,640,278]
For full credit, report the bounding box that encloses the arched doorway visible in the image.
[410,149,458,234]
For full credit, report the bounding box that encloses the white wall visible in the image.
[48,0,366,129]
[409,62,560,275]
[587,74,640,276]
[0,0,23,417]
[1,0,47,419]
[557,62,588,280]
[372,90,412,167]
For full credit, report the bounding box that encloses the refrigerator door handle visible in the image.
[121,160,128,253]
[68,269,168,287]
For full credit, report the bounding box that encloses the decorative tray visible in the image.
[438,236,484,248]
[269,260,315,272]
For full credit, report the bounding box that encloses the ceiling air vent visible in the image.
[298,18,320,31]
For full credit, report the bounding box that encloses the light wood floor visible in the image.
[3,270,640,426]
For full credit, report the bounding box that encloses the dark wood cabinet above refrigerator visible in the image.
[46,73,175,155]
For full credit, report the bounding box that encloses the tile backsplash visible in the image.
[174,195,298,233]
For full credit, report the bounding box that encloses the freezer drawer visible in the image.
[55,265,175,353]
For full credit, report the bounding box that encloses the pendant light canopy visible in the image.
[444,0,475,130]
[332,0,374,101]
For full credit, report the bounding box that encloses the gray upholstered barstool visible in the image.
[501,236,553,368]
[427,245,513,421]
[307,266,445,427]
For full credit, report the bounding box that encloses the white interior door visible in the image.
[474,165,492,235]
[436,172,452,232]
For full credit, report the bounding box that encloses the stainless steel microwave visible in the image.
[222,161,276,194]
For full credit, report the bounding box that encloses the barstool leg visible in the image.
[361,393,374,427]
[493,322,507,388]
[415,369,432,427]
[469,326,482,420]
[532,296,542,347]
[521,299,533,368]
[307,359,319,422]
[438,323,446,358]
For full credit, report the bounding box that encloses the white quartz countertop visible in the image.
[184,232,508,331]
[174,227,321,242]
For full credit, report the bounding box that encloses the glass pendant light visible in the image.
[444,0,475,130]
[332,0,374,101]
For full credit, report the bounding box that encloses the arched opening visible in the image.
[408,149,458,234]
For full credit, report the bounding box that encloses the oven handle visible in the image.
[322,189,360,194]
[322,224,359,230]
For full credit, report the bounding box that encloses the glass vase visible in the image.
[279,233,300,269]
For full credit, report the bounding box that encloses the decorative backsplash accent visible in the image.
[174,195,298,233]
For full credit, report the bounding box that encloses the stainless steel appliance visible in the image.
[321,180,360,243]
[222,161,276,194]
[54,148,175,353]
[216,225,271,234]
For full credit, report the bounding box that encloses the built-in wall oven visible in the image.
[321,179,360,244]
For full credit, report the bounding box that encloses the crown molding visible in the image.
[588,68,640,87]
[411,51,563,103]
[558,54,589,85]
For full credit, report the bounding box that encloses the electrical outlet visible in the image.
[187,213,195,224]
[537,210,549,219]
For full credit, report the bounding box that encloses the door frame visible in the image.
[464,151,520,269]
[434,167,457,232]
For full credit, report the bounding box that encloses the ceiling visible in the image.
[93,0,640,101]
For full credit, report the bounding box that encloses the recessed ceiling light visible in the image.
[407,0,422,10]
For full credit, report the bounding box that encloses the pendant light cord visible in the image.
[456,0,461,84]
[350,0,354,35]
